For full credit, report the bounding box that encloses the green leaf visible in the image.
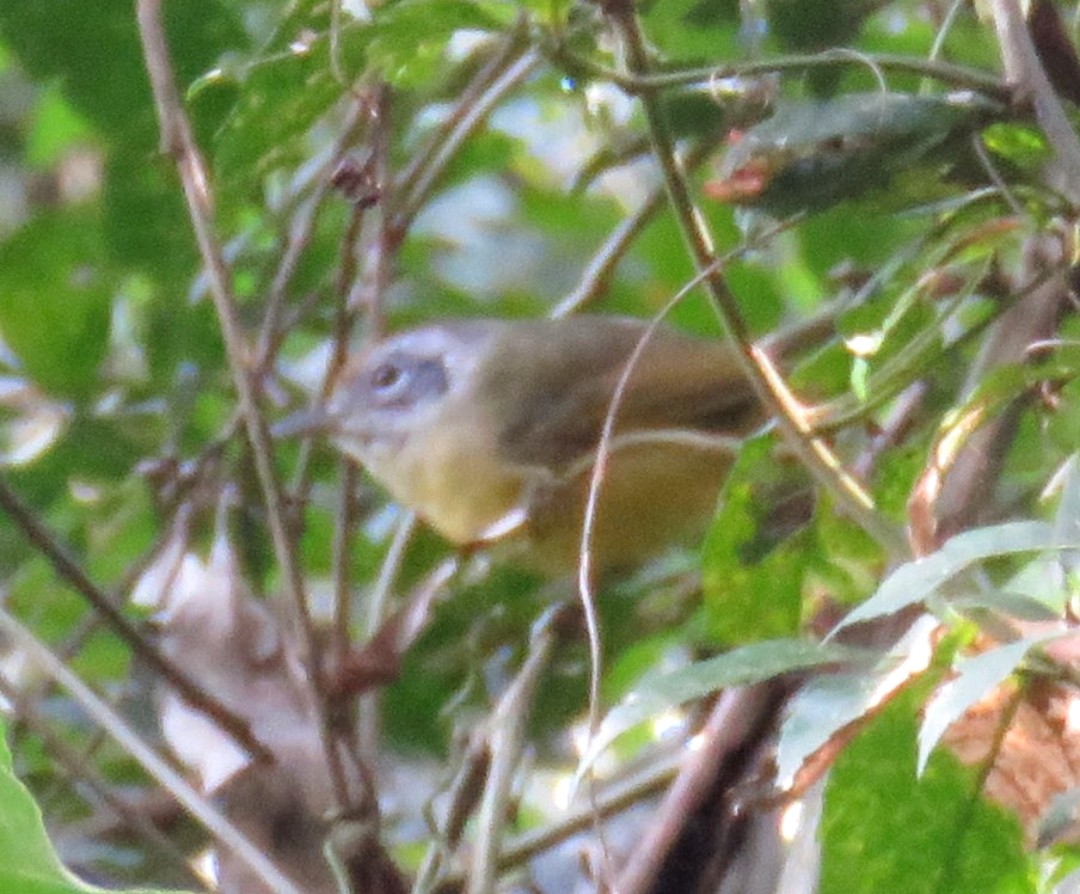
[367,0,507,87]
[0,0,244,144]
[701,435,807,644]
[777,615,936,788]
[102,149,196,274]
[918,636,1045,776]
[710,92,1002,215]
[0,719,179,894]
[641,0,741,62]
[24,83,95,168]
[981,121,1052,174]
[579,638,862,774]
[820,689,1033,894]
[832,521,1068,634]
[0,212,112,398]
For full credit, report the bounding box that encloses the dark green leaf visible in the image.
[709,92,1003,215]
[821,690,1033,894]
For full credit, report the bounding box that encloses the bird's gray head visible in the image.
[323,322,497,460]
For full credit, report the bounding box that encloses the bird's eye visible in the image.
[363,352,447,409]
[371,363,402,391]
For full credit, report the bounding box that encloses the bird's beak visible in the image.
[271,406,335,440]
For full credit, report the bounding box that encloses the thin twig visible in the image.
[0,473,267,760]
[989,0,1080,203]
[927,0,968,66]
[0,674,204,888]
[574,214,807,809]
[552,188,667,317]
[394,50,541,234]
[545,43,1011,102]
[497,746,679,868]
[331,461,360,672]
[346,84,395,332]
[553,140,714,318]
[0,608,304,894]
[412,728,491,894]
[355,509,417,766]
[395,22,532,222]
[465,609,560,894]
[135,0,354,809]
[285,169,372,507]
[433,742,687,890]
[255,93,374,371]
[604,1,908,558]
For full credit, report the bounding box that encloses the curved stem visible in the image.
[395,38,539,233]
[603,2,908,558]
[545,39,1010,102]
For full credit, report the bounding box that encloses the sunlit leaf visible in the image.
[820,690,1032,894]
[0,720,182,894]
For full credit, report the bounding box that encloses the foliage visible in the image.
[0,0,1079,892]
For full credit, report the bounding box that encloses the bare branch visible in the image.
[134,0,355,812]
[0,608,304,894]
[0,473,267,759]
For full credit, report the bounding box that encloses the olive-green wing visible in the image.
[484,317,762,471]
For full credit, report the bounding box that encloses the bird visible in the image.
[300,315,773,572]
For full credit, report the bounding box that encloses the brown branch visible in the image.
[989,0,1080,204]
[614,683,789,894]
[255,93,375,372]
[134,0,356,814]
[344,83,395,331]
